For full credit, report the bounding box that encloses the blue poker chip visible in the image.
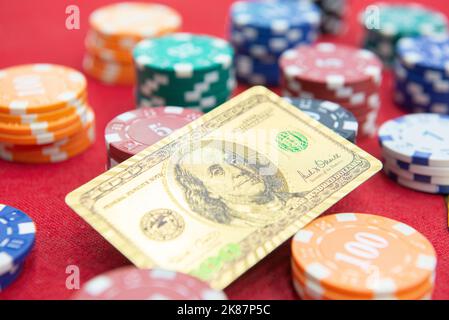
[385,156,449,177]
[393,87,449,115]
[378,114,449,167]
[0,262,23,292]
[394,62,449,95]
[395,80,449,102]
[283,97,358,143]
[384,160,449,185]
[384,167,449,194]
[396,36,449,78]
[230,0,320,32]
[0,204,36,276]
[235,53,280,86]
[230,24,318,56]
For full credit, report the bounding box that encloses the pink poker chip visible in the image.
[105,106,203,161]
[73,266,228,300]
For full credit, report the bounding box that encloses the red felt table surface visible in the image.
[0,0,448,300]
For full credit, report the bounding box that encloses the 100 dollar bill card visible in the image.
[66,86,382,289]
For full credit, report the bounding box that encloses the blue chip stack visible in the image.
[394,35,449,115]
[378,114,449,194]
[0,204,36,292]
[229,0,321,86]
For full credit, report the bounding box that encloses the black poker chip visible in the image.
[283,97,358,143]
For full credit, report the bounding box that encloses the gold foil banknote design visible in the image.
[66,86,382,289]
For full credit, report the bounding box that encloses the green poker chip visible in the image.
[136,69,235,102]
[136,68,233,94]
[134,33,234,75]
[137,86,233,109]
[133,32,235,111]
[360,3,447,65]
[361,4,447,38]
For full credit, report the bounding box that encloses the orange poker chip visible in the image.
[0,94,87,124]
[291,213,437,300]
[0,103,89,135]
[0,113,95,153]
[0,106,94,145]
[0,117,95,163]
[0,134,94,164]
[0,64,87,115]
[89,3,182,43]
[291,258,435,300]
[85,35,134,64]
[83,54,135,85]
[85,30,137,52]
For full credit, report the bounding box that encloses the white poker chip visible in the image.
[378,114,449,167]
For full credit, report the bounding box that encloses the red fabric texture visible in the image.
[0,0,448,300]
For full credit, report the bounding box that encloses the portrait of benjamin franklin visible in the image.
[172,140,305,227]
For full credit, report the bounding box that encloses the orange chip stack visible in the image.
[291,213,437,300]
[83,2,182,85]
[0,64,95,163]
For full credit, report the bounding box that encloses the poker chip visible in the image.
[0,64,94,163]
[73,266,228,300]
[133,33,235,110]
[379,114,449,167]
[84,2,182,85]
[105,106,203,166]
[386,158,449,177]
[393,36,449,115]
[384,162,449,188]
[89,3,182,43]
[310,0,346,34]
[378,114,449,193]
[283,97,358,143]
[0,93,87,124]
[385,169,449,194]
[0,118,95,164]
[0,64,86,115]
[360,3,448,65]
[0,263,23,292]
[291,213,437,300]
[83,53,134,86]
[229,0,320,86]
[0,107,93,145]
[280,43,382,138]
[0,204,36,291]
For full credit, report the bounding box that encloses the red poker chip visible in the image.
[105,106,203,160]
[73,266,228,300]
[279,43,382,88]
[281,77,380,103]
[282,86,379,107]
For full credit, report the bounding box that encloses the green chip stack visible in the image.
[360,3,448,66]
[133,33,236,112]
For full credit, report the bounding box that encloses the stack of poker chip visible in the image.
[229,0,321,86]
[73,266,228,300]
[105,106,203,168]
[291,213,437,300]
[394,36,449,114]
[360,3,448,66]
[283,97,358,143]
[0,64,95,164]
[83,2,182,85]
[0,204,36,292]
[280,42,382,138]
[311,0,346,34]
[379,114,449,194]
[133,33,235,112]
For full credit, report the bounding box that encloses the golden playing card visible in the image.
[66,86,382,289]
